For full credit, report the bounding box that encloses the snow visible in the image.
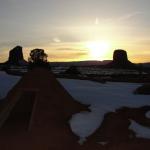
[0,71,20,99]
[58,79,150,142]
[0,71,150,142]
[146,111,150,119]
[129,120,150,139]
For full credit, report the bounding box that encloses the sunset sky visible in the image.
[0,0,150,63]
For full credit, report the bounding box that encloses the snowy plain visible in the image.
[0,71,150,142]
[0,71,20,99]
[58,79,150,142]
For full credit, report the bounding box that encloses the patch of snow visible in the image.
[58,79,150,141]
[129,120,150,139]
[70,111,102,141]
[0,71,20,99]
[0,72,150,142]
[146,111,150,119]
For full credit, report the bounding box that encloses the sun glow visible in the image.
[86,41,110,60]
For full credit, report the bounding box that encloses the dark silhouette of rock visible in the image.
[113,50,128,64]
[65,66,80,75]
[6,46,27,65]
[106,49,136,69]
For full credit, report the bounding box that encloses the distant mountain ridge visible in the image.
[50,60,111,67]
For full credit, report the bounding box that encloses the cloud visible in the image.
[95,17,99,25]
[97,11,145,24]
[56,48,87,52]
[117,11,144,21]
[49,47,88,58]
[57,51,87,57]
[135,40,150,46]
[47,50,88,62]
[53,37,61,43]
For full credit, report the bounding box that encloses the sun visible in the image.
[86,41,110,60]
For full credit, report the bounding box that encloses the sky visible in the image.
[0,0,150,63]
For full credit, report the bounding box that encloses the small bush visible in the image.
[134,84,150,95]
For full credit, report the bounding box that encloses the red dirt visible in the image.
[0,68,88,150]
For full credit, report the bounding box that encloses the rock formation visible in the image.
[113,50,128,64]
[106,49,135,69]
[6,46,27,65]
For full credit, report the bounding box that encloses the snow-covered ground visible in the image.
[58,79,150,142]
[129,120,150,139]
[146,111,150,118]
[0,71,20,99]
[0,71,150,143]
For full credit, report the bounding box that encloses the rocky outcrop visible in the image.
[113,50,128,65]
[106,49,136,69]
[6,46,27,65]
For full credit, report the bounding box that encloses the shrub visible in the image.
[134,84,150,95]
